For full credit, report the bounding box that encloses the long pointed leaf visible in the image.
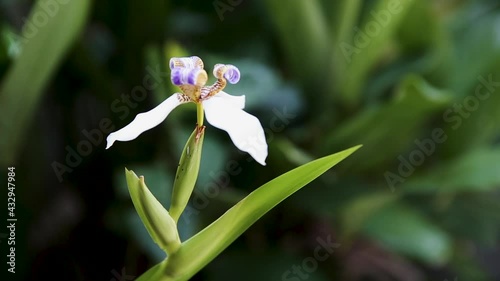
[157,145,361,280]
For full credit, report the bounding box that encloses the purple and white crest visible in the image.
[170,67,206,86]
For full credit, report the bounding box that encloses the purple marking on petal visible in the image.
[187,69,198,85]
[171,68,183,85]
[171,64,206,86]
[169,58,176,70]
[181,68,192,84]
[224,66,240,84]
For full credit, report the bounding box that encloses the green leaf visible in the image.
[0,0,91,165]
[404,147,500,193]
[340,192,399,238]
[169,127,205,223]
[152,145,361,281]
[329,0,362,46]
[125,169,180,255]
[440,72,500,156]
[325,75,451,172]
[396,0,443,54]
[339,0,416,107]
[262,0,330,87]
[439,13,500,155]
[329,0,362,83]
[362,203,452,265]
[446,13,500,99]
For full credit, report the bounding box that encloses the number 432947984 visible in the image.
[8,167,15,216]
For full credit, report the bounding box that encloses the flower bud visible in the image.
[125,169,181,255]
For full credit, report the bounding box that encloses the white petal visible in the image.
[106,94,186,149]
[203,96,268,165]
[215,91,245,109]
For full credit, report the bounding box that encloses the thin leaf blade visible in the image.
[159,145,362,280]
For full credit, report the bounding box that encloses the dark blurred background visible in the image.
[1,0,500,280]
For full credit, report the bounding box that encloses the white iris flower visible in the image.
[106,56,268,165]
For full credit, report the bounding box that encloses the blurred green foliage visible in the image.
[1,0,500,280]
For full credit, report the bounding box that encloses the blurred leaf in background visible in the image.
[0,0,91,166]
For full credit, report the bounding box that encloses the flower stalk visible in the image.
[196,103,204,127]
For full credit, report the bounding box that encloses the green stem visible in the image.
[196,103,204,127]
